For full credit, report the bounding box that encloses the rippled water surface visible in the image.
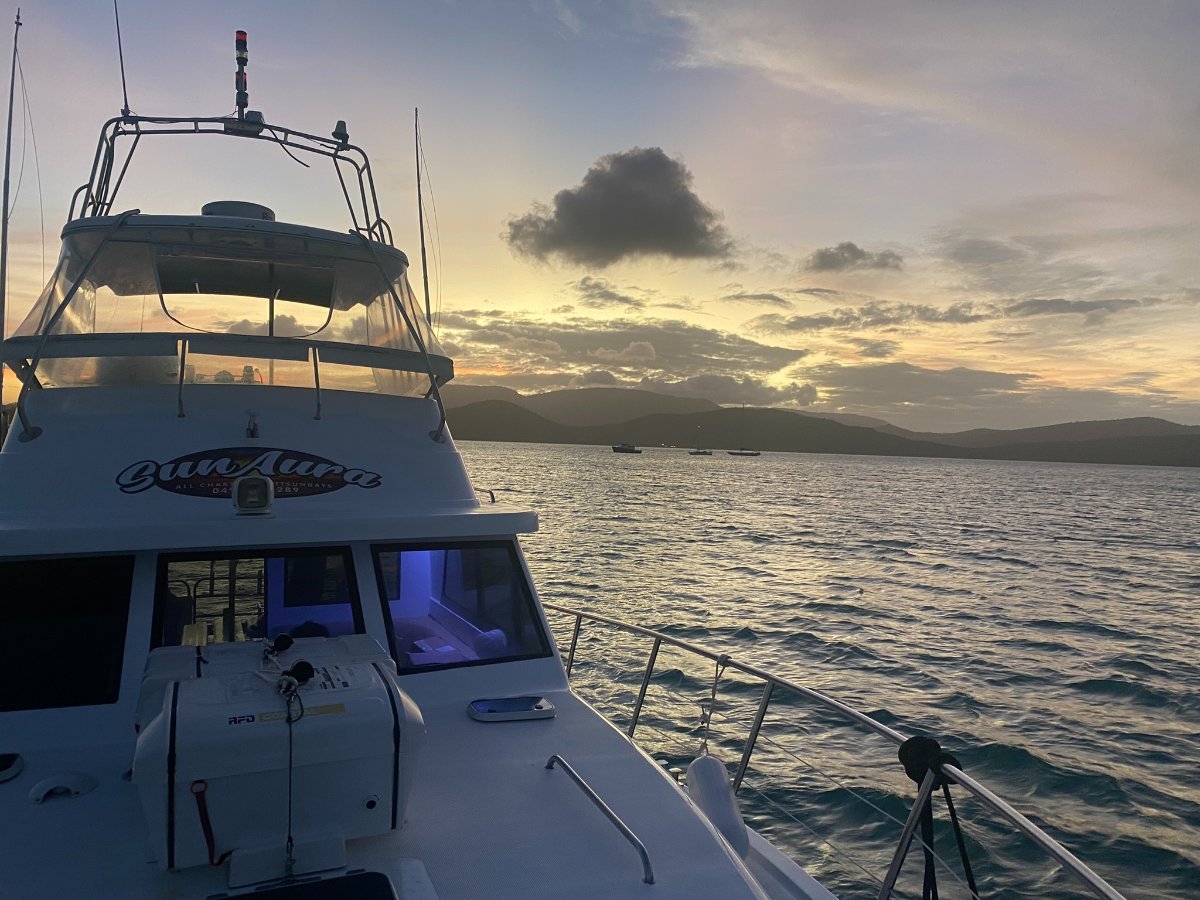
[460,442,1199,899]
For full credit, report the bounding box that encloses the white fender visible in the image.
[686,755,750,858]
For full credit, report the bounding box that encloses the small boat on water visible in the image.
[0,30,1126,900]
[727,448,761,456]
[612,442,642,453]
[688,448,712,455]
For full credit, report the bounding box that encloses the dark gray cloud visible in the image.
[751,295,1180,335]
[806,242,903,272]
[504,147,734,267]
[637,374,817,407]
[802,361,1200,431]
[847,338,900,358]
[934,229,1111,296]
[751,300,991,333]
[439,310,807,382]
[573,276,646,310]
[1004,297,1144,318]
[808,361,1034,404]
[222,314,317,337]
[942,238,1028,266]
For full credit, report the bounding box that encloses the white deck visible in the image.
[1,668,813,898]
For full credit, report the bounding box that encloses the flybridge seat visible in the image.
[3,208,452,397]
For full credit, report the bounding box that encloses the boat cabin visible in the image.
[0,198,812,896]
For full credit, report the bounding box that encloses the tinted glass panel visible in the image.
[374,542,550,673]
[154,548,360,647]
[0,556,134,711]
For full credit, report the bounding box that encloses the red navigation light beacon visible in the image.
[226,30,263,135]
[235,30,249,120]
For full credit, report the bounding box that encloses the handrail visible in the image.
[71,115,391,244]
[941,764,1124,900]
[543,601,904,745]
[545,754,655,885]
[545,602,1126,900]
[4,332,453,380]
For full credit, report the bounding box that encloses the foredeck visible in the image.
[2,668,804,899]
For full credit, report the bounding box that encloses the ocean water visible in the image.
[459,441,1200,900]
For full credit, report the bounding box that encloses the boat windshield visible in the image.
[374,541,552,673]
[152,547,362,647]
[11,220,446,396]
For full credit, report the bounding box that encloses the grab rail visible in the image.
[545,602,1125,900]
[545,754,655,885]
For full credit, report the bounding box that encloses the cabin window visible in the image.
[373,541,551,673]
[0,555,134,711]
[152,548,361,648]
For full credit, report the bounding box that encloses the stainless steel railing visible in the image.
[545,601,1125,900]
[545,754,655,884]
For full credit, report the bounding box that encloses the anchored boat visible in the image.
[0,33,1125,900]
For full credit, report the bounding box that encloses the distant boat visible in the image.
[612,443,642,454]
[727,403,759,455]
[688,448,712,456]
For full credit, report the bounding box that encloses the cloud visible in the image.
[720,290,794,308]
[847,338,900,358]
[637,374,818,407]
[1004,297,1144,318]
[750,295,1183,335]
[806,242,903,272]
[802,360,1200,430]
[808,361,1033,402]
[504,147,734,267]
[222,314,317,337]
[572,275,646,310]
[943,237,1028,266]
[793,287,852,302]
[438,310,807,388]
[571,369,619,387]
[589,341,657,364]
[656,3,1200,204]
[751,300,991,333]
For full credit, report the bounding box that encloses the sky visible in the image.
[3,0,1199,431]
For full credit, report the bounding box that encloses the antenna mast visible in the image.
[415,108,432,326]
[0,8,22,434]
[113,0,130,116]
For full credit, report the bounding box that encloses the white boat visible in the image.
[0,35,1125,900]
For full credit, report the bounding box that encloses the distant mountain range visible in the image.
[440,386,1200,468]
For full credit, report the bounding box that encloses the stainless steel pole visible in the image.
[0,10,22,438]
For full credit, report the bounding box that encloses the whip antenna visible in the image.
[415,108,432,326]
[1,8,21,438]
[113,0,130,116]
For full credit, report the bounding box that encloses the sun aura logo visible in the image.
[115,447,383,498]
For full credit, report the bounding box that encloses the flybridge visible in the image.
[0,31,452,445]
